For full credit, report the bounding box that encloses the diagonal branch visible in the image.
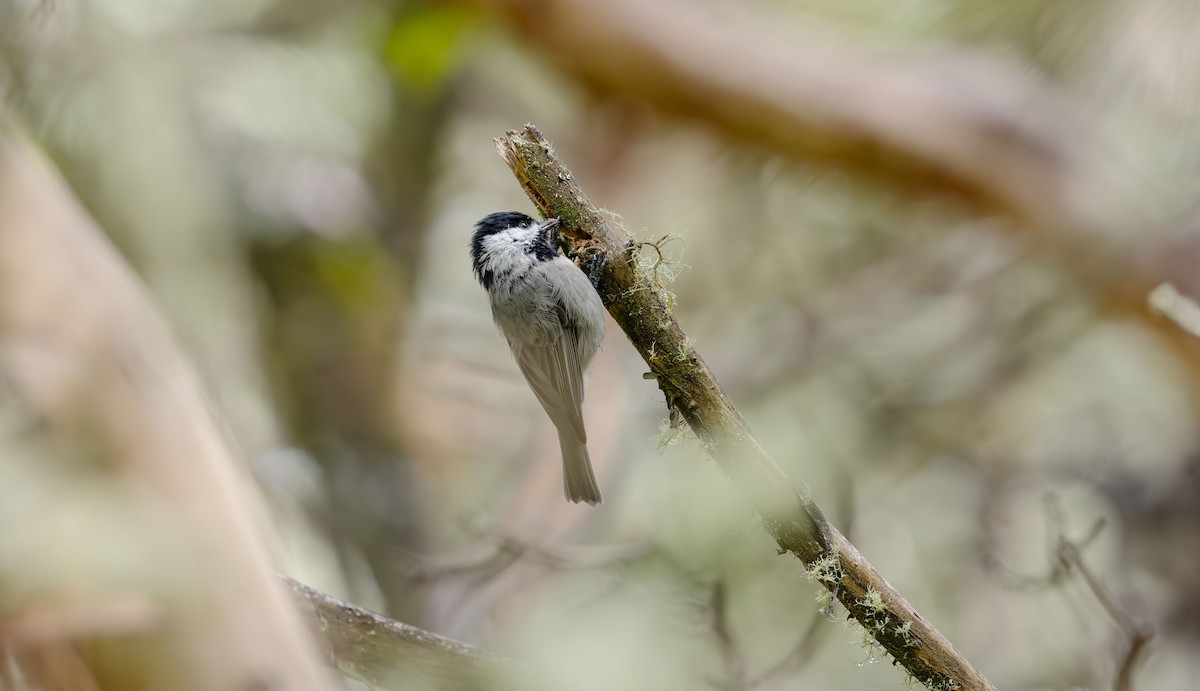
[496,124,996,691]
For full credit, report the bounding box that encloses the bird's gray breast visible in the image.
[491,257,603,355]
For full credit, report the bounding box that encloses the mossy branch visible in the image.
[495,124,997,691]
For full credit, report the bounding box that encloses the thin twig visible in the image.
[707,580,747,691]
[496,124,996,691]
[1044,499,1153,691]
[744,609,830,690]
[984,495,1153,691]
[400,537,653,582]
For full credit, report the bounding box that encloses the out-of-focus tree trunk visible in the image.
[0,128,332,691]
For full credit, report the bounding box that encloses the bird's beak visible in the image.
[537,217,561,243]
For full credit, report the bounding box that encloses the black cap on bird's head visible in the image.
[474,211,535,238]
[471,211,561,285]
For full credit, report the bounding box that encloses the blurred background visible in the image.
[2,0,1200,688]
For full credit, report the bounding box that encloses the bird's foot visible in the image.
[579,246,608,289]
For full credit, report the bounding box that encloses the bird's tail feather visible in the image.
[559,433,602,505]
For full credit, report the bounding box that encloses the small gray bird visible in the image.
[470,211,606,505]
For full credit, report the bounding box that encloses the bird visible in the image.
[470,211,606,505]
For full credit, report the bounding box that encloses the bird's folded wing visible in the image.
[514,334,587,444]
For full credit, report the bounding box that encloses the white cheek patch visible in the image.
[481,228,539,293]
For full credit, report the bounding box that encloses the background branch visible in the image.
[984,497,1152,691]
[473,0,1200,395]
[496,124,996,691]
[283,575,516,690]
[469,0,1104,234]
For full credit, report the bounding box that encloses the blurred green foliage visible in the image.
[386,5,481,91]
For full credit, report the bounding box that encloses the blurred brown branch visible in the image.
[469,0,1098,233]
[473,0,1200,396]
[283,575,516,689]
[496,124,996,691]
[0,128,330,690]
